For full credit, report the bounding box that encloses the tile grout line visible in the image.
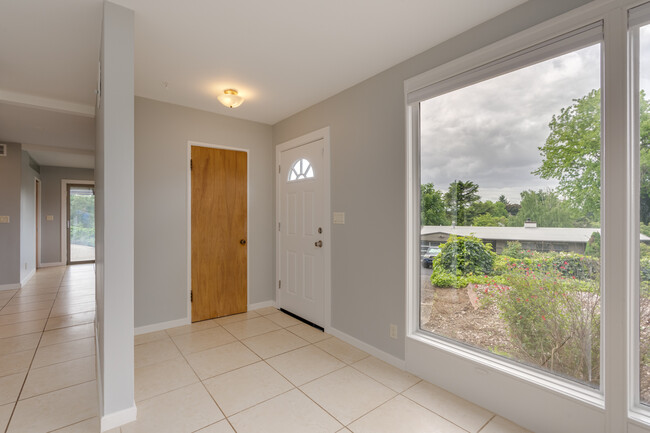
[476,414,497,433]
[134,311,500,433]
[3,270,66,433]
[165,325,240,433]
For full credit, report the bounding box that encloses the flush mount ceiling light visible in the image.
[217,89,244,108]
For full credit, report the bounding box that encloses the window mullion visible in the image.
[602,6,631,431]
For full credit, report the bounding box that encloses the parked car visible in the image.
[421,247,441,268]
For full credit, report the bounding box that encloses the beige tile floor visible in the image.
[0,266,532,433]
[0,264,101,433]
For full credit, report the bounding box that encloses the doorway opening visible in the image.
[67,184,95,264]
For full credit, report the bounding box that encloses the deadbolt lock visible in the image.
[240,239,246,245]
[318,227,322,234]
[315,240,323,248]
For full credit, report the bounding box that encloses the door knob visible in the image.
[240,239,246,245]
[315,240,323,247]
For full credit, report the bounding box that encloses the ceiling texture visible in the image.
[0,0,525,168]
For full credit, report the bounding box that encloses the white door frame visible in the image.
[276,127,331,329]
[35,178,41,268]
[61,179,95,265]
[186,141,250,322]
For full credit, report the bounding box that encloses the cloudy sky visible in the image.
[420,43,601,203]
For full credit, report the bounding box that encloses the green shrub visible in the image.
[501,241,534,259]
[549,253,599,280]
[483,266,600,384]
[585,232,600,257]
[438,235,495,276]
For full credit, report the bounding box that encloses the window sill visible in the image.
[407,329,605,410]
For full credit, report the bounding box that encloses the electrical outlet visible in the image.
[389,324,398,339]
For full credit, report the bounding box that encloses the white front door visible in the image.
[279,139,325,326]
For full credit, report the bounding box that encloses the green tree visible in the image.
[420,183,449,225]
[467,200,508,225]
[534,89,601,221]
[508,189,574,228]
[444,180,480,225]
[473,213,507,227]
[534,89,650,224]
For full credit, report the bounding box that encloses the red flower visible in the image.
[542,315,546,321]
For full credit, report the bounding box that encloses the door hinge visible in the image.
[278,222,281,231]
[279,280,281,289]
[190,290,193,302]
[278,165,281,174]
[190,159,193,170]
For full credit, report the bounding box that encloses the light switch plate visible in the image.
[46,215,54,221]
[333,212,345,224]
[0,216,9,223]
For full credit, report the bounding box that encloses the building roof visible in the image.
[421,226,650,243]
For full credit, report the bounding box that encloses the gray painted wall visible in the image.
[0,143,22,286]
[96,1,135,421]
[39,166,94,264]
[272,0,593,359]
[134,97,274,328]
[19,151,40,284]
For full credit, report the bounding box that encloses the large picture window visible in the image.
[417,37,602,387]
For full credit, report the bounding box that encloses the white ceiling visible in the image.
[0,0,525,166]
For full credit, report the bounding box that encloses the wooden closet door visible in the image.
[191,146,247,322]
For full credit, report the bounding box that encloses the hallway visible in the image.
[0,264,104,432]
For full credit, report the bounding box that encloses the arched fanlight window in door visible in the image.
[288,158,314,181]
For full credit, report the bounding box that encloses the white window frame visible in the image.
[628,2,650,427]
[404,1,650,432]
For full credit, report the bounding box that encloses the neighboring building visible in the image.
[421,222,650,254]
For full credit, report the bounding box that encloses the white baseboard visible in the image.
[0,283,20,291]
[325,326,407,370]
[101,404,137,432]
[20,268,36,287]
[248,300,277,311]
[39,262,65,268]
[94,324,103,422]
[134,317,190,335]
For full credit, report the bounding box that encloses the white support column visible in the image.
[95,1,136,431]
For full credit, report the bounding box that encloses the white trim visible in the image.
[406,336,607,433]
[405,0,616,96]
[275,127,332,329]
[407,22,603,105]
[39,262,65,268]
[0,284,20,291]
[134,317,190,336]
[20,268,35,287]
[35,178,41,269]
[248,300,277,311]
[0,88,95,117]
[186,141,250,323]
[60,179,95,265]
[100,404,137,432]
[326,326,406,370]
[95,322,102,427]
